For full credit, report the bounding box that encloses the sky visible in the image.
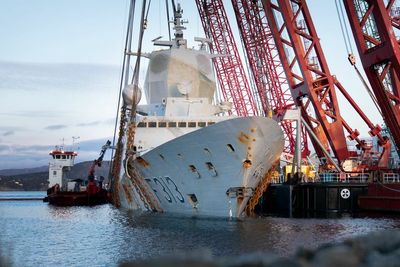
[0,0,386,169]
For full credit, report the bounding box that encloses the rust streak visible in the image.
[238,131,251,144]
[136,156,150,168]
[122,183,133,204]
[243,159,252,169]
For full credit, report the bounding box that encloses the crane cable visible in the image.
[335,0,383,118]
[131,0,151,90]
[335,0,354,55]
[171,0,177,14]
[124,0,164,212]
[109,0,136,193]
[165,0,172,41]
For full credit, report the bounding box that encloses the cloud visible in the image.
[0,144,52,156]
[76,118,116,127]
[0,145,11,153]
[44,124,68,130]
[0,62,119,93]
[0,126,25,131]
[76,121,101,127]
[0,110,60,118]
[104,118,116,125]
[3,131,14,136]
[0,137,113,170]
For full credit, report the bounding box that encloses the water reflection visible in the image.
[1,197,400,266]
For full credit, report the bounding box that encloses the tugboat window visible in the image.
[56,155,60,159]
[207,122,215,126]
[137,122,147,127]
[198,122,206,127]
[178,122,187,127]
[148,122,157,128]
[158,122,167,127]
[188,122,196,127]
[168,122,177,127]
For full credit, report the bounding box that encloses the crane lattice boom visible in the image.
[195,0,259,116]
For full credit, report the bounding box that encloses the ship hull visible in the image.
[118,117,284,217]
[44,191,109,206]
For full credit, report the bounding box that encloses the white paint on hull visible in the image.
[118,116,284,217]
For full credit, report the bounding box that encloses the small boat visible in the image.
[44,141,111,206]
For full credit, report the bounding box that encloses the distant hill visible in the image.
[0,166,48,176]
[0,161,111,191]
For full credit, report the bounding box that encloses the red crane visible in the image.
[342,0,400,153]
[195,0,259,116]
[88,140,111,179]
[261,0,390,166]
[230,0,309,157]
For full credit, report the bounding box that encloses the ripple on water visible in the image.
[1,192,400,266]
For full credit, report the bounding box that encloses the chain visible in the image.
[246,162,279,215]
[110,105,163,212]
[126,160,163,212]
[124,120,163,212]
[126,169,151,211]
[110,107,128,207]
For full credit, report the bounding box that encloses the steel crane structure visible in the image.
[342,0,400,153]
[195,0,259,116]
[193,0,392,168]
[230,0,309,157]
[260,0,390,167]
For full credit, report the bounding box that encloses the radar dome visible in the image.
[122,84,142,107]
[177,80,193,95]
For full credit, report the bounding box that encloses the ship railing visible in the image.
[271,172,373,184]
[271,174,286,184]
[383,173,400,183]
[319,172,370,183]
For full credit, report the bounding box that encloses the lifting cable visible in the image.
[131,0,151,89]
[109,0,137,182]
[165,0,172,41]
[123,0,163,211]
[335,0,354,55]
[335,0,383,118]
[171,0,177,14]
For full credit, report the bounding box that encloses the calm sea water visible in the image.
[1,191,400,267]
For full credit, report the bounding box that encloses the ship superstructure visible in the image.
[48,148,77,189]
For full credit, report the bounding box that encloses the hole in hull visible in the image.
[227,144,235,152]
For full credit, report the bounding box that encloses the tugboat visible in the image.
[44,141,111,206]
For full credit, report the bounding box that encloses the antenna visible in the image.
[60,138,65,149]
[72,136,80,147]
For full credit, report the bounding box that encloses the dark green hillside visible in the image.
[0,172,48,191]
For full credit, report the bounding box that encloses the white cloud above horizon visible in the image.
[0,137,113,170]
